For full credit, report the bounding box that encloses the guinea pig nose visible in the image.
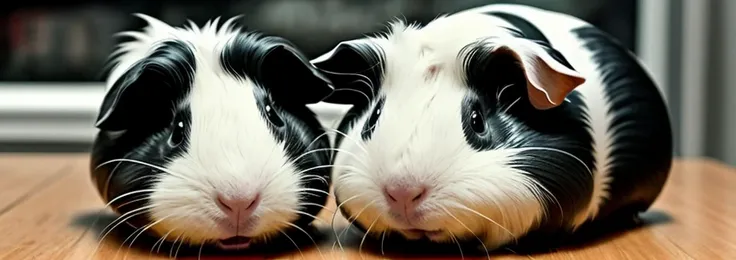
[384,185,428,209]
[216,193,261,218]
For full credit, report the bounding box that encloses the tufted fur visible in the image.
[313,3,672,252]
[90,14,333,249]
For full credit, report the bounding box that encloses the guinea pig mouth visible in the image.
[216,236,252,250]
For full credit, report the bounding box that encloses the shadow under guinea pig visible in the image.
[70,210,332,259]
[333,209,673,259]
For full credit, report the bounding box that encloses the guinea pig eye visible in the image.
[469,108,486,134]
[362,98,384,139]
[265,103,285,128]
[168,120,185,147]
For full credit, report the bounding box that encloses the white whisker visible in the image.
[359,213,382,260]
[440,205,491,260]
[450,232,465,260]
[450,202,516,241]
[511,147,592,176]
[503,97,521,114]
[330,193,368,253]
[277,229,305,259]
[278,220,326,260]
[497,83,514,101]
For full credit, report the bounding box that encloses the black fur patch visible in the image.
[312,40,387,155]
[91,39,197,228]
[220,33,333,105]
[460,24,596,246]
[314,40,385,108]
[570,26,672,220]
[96,40,196,131]
[485,11,576,71]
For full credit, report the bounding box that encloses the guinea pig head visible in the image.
[90,15,333,250]
[313,22,592,249]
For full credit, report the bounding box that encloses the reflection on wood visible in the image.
[0,154,733,259]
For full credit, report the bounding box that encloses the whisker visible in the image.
[359,213,382,260]
[380,230,387,256]
[332,88,372,105]
[92,205,158,256]
[330,193,368,253]
[440,205,491,260]
[95,158,195,183]
[278,220,326,260]
[278,229,305,259]
[450,203,516,241]
[510,147,592,176]
[102,188,165,211]
[96,198,156,237]
[197,241,205,260]
[168,234,184,258]
[126,175,158,186]
[319,68,377,100]
[305,131,331,150]
[300,175,330,185]
[336,199,377,250]
[299,202,334,214]
[298,187,330,196]
[321,128,370,156]
[110,197,149,213]
[503,97,521,114]
[173,235,186,259]
[497,83,514,101]
[119,214,173,260]
[450,232,465,260]
[292,165,332,179]
[150,229,176,256]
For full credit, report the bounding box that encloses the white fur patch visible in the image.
[108,15,305,245]
[331,14,549,250]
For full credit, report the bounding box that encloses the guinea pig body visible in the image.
[312,4,672,251]
[90,15,334,251]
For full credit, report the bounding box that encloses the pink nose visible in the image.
[215,193,260,225]
[384,185,428,215]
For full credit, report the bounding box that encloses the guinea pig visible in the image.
[311,3,672,252]
[89,14,334,251]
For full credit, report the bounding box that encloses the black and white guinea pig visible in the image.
[89,14,334,251]
[311,3,672,251]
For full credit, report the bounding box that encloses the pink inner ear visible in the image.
[524,56,586,110]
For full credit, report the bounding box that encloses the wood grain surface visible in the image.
[0,154,734,259]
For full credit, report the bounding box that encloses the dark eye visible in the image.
[265,102,285,127]
[469,108,486,134]
[361,99,384,139]
[169,120,185,147]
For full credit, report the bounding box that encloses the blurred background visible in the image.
[0,0,729,165]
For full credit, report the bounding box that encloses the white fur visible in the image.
[108,15,305,245]
[330,15,546,251]
[329,4,618,249]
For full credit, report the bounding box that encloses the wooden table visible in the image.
[0,154,734,260]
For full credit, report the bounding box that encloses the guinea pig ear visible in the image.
[311,39,385,107]
[477,38,586,110]
[259,42,334,105]
[95,41,194,131]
